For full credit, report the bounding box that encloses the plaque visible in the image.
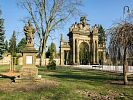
[26,56,33,64]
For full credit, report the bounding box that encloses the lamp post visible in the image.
[123,6,132,21]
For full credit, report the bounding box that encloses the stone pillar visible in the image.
[88,43,90,64]
[76,39,79,64]
[103,49,106,64]
[96,41,99,64]
[93,41,95,64]
[21,47,38,80]
[66,51,69,65]
[103,43,106,64]
[95,41,98,64]
[60,48,64,66]
[73,39,75,64]
[90,41,93,64]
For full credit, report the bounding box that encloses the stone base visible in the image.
[19,67,38,80]
[22,45,37,53]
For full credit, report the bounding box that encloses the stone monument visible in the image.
[20,20,38,80]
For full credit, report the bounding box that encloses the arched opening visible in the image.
[79,42,90,65]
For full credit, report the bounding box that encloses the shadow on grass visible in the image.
[40,67,133,85]
[48,72,122,83]
[48,73,133,86]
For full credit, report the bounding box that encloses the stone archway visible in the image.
[79,42,90,65]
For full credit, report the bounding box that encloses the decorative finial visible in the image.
[60,33,63,42]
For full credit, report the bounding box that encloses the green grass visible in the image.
[0,65,22,72]
[0,66,133,100]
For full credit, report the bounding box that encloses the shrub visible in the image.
[47,42,56,70]
[47,60,56,70]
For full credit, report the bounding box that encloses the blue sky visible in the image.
[0,0,133,51]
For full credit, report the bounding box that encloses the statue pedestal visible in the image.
[15,20,40,82]
[19,45,38,80]
[20,67,38,80]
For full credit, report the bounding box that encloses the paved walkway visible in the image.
[66,65,133,73]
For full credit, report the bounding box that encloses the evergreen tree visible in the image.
[79,42,90,65]
[50,42,56,58]
[46,46,51,58]
[46,42,56,58]
[17,38,26,52]
[0,10,5,58]
[5,40,8,52]
[47,42,56,70]
[98,25,105,44]
[9,31,17,56]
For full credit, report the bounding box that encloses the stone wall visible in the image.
[0,54,11,65]
[35,58,60,66]
[18,57,60,66]
[18,57,23,65]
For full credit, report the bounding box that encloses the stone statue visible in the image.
[78,16,89,30]
[24,20,35,46]
[78,23,83,29]
[80,16,87,27]
[69,24,74,32]
[69,22,79,32]
[74,22,78,28]
[84,24,90,31]
[69,17,90,31]
[93,24,98,33]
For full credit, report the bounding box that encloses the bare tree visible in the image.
[18,0,83,66]
[109,21,133,85]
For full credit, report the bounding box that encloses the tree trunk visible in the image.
[41,40,47,66]
[39,30,49,66]
[123,62,128,85]
[39,39,46,66]
[123,48,128,85]
[39,40,43,66]
[41,48,46,65]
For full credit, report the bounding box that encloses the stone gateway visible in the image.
[60,17,106,65]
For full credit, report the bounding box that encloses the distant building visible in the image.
[60,17,106,65]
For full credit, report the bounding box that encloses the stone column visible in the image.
[90,41,93,64]
[66,51,69,65]
[88,43,90,64]
[93,41,95,64]
[103,43,106,64]
[73,39,75,64]
[96,41,99,64]
[76,39,79,64]
[103,50,106,65]
[95,41,98,64]
[60,49,64,66]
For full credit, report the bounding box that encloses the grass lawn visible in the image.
[0,66,133,100]
[0,65,22,72]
